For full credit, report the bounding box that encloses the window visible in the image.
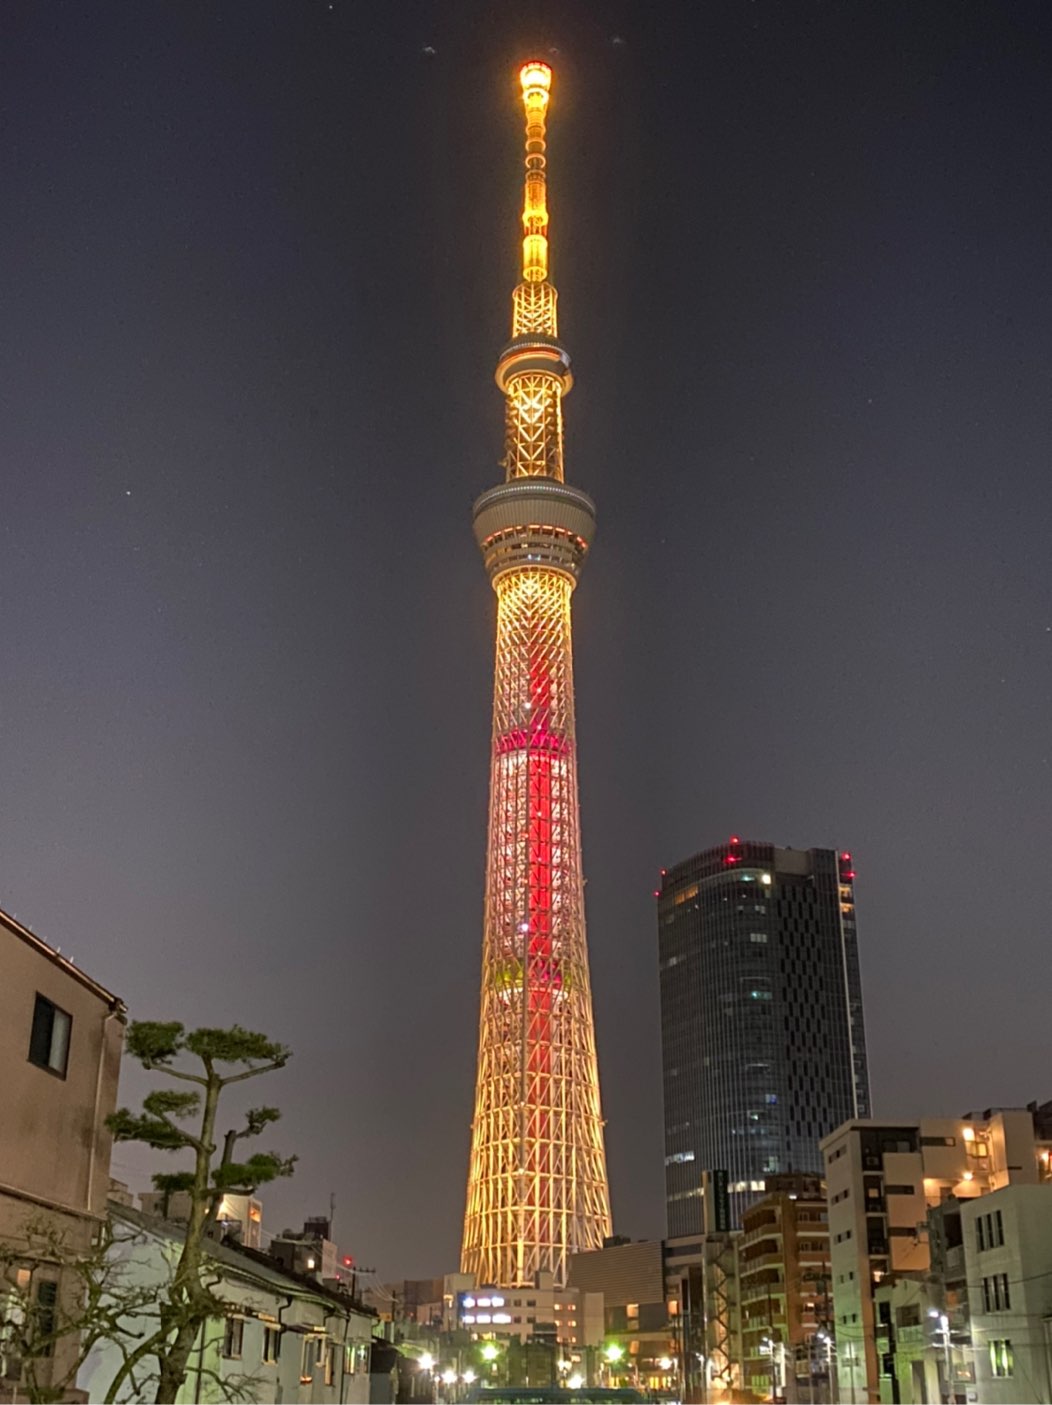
[885,1185,915,1196]
[346,1343,370,1376]
[35,1281,58,1357]
[994,1210,1004,1247]
[989,1340,1013,1378]
[222,1318,244,1359]
[263,1326,281,1364]
[977,1216,986,1252]
[28,996,72,1077]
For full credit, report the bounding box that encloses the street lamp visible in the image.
[928,1310,952,1402]
[814,1333,833,1405]
[760,1337,787,1403]
[568,1374,584,1390]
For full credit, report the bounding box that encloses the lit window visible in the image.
[990,1340,1013,1378]
[28,995,72,1078]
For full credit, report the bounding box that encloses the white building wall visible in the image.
[822,1112,1049,1405]
[77,1212,374,1404]
[962,1185,1052,1405]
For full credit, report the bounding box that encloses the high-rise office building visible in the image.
[657,837,869,1233]
[460,62,611,1289]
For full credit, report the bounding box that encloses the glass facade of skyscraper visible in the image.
[657,838,869,1233]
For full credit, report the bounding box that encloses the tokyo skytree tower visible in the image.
[461,61,612,1289]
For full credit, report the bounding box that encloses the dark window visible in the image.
[885,1185,916,1196]
[28,996,72,1077]
[34,1280,58,1357]
[222,1318,244,1359]
[263,1326,281,1364]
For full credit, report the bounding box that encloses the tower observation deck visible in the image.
[460,62,612,1290]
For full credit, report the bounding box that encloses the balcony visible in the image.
[741,1223,783,1248]
[741,1280,785,1303]
[740,1252,785,1272]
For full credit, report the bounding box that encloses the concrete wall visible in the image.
[78,1213,375,1404]
[0,911,124,1400]
[0,914,123,1218]
[963,1184,1052,1405]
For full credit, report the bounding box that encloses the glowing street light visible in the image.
[658,1357,673,1372]
[420,1354,435,1372]
[568,1374,584,1390]
[481,1344,500,1363]
[462,1370,477,1385]
[442,1369,458,1386]
[604,1343,625,1364]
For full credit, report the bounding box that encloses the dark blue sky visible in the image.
[1,0,1049,1277]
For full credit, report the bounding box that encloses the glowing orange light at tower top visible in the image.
[461,62,611,1289]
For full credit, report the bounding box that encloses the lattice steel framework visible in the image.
[461,62,612,1289]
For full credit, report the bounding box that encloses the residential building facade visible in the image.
[961,1184,1052,1405]
[0,906,125,1400]
[78,1204,376,1404]
[822,1105,1052,1404]
[738,1173,832,1401]
[657,838,869,1233]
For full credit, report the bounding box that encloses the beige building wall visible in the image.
[0,907,125,1399]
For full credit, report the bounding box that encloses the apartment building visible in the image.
[961,1184,1052,1405]
[0,906,124,1399]
[822,1105,1052,1403]
[78,1203,376,1403]
[738,1173,832,1401]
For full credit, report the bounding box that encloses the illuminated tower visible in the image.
[461,61,612,1289]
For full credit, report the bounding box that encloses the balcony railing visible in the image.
[740,1252,786,1272]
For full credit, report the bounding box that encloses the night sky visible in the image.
[2,0,1050,1280]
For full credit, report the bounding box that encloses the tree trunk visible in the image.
[154,1317,202,1405]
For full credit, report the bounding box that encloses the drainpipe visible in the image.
[86,1002,123,1212]
[276,1296,293,1405]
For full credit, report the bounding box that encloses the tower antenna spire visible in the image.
[519,61,552,286]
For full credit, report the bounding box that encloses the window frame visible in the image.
[222,1317,244,1360]
[28,995,73,1078]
